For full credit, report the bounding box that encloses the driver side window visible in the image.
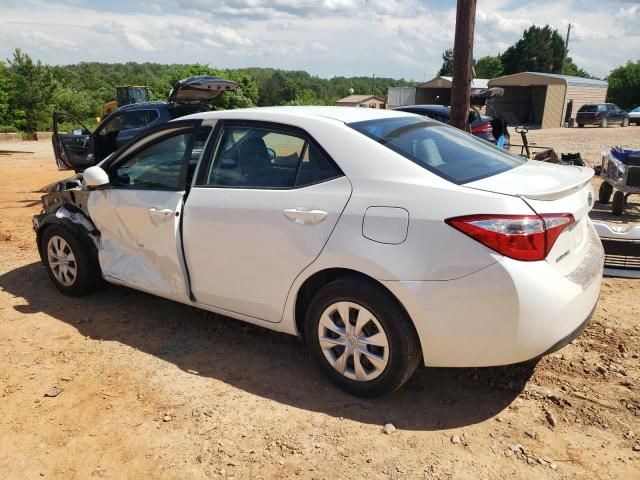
[110,131,190,189]
[98,114,124,136]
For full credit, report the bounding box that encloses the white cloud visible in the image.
[20,31,78,51]
[0,0,637,79]
[123,33,156,52]
[309,41,329,52]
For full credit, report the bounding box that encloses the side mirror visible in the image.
[83,166,110,188]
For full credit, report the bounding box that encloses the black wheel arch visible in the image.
[36,205,100,267]
[294,268,420,347]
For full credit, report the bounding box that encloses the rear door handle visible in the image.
[283,208,328,225]
[148,207,174,220]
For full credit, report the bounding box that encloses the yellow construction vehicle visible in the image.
[98,85,150,122]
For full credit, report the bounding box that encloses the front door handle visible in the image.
[283,208,328,225]
[148,207,174,220]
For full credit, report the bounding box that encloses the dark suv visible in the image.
[576,103,630,128]
[393,104,510,145]
[52,76,238,171]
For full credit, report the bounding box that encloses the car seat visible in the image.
[238,136,274,184]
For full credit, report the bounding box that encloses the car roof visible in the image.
[183,106,408,124]
[395,105,450,113]
[115,101,168,113]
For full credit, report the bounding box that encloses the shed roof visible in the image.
[417,76,489,89]
[488,72,607,88]
[335,95,386,104]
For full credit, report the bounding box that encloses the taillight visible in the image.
[471,122,493,134]
[445,214,575,261]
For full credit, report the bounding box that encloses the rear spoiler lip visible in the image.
[521,176,593,201]
[465,167,594,201]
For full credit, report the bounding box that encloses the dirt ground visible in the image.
[0,127,639,480]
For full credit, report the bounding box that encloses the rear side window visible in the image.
[123,110,159,130]
[578,105,597,113]
[296,142,342,187]
[349,117,525,185]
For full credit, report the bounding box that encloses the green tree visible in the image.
[438,48,454,76]
[607,60,640,109]
[0,61,10,128]
[6,49,55,133]
[474,55,503,79]
[500,25,566,75]
[562,57,593,79]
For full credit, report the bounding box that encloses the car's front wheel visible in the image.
[600,118,608,128]
[304,276,421,397]
[622,118,629,127]
[41,225,101,296]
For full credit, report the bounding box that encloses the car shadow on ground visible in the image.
[590,199,640,224]
[0,262,537,431]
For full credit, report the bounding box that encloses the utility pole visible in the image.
[561,23,572,74]
[371,74,376,95]
[450,0,477,131]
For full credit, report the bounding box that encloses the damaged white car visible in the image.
[34,107,604,397]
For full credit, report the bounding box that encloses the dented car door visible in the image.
[87,120,206,302]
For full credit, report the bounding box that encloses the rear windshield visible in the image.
[578,104,606,113]
[349,117,525,184]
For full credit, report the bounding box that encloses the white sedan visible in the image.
[34,107,603,397]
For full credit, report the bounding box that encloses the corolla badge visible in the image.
[587,191,593,208]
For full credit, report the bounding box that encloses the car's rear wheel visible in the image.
[41,225,100,296]
[598,181,613,204]
[577,123,584,128]
[612,191,625,216]
[304,276,421,397]
[600,118,608,128]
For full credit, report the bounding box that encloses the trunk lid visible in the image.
[466,160,596,275]
[167,75,239,104]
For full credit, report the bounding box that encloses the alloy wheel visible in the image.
[47,235,77,287]
[317,301,389,381]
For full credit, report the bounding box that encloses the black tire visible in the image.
[612,191,625,216]
[41,225,101,296]
[600,118,608,128]
[598,181,613,204]
[304,276,421,397]
[577,123,584,128]
[622,118,629,127]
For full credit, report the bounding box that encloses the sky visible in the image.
[0,0,638,80]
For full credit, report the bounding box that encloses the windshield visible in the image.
[349,116,525,184]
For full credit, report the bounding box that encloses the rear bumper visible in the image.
[383,233,603,367]
[538,303,596,357]
[576,116,599,125]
